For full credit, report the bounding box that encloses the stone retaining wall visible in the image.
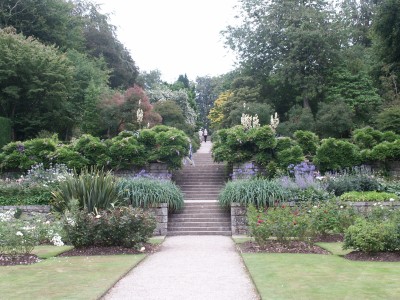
[232,162,266,181]
[0,205,51,219]
[114,163,172,180]
[230,201,400,236]
[0,203,169,236]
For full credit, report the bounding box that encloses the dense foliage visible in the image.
[0,126,191,172]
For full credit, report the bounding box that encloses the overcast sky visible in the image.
[96,0,239,83]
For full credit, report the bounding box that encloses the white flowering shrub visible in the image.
[0,210,65,255]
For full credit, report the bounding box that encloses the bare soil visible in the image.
[0,254,40,266]
[345,251,400,262]
[238,241,331,255]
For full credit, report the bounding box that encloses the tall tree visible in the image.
[0,28,74,139]
[223,0,342,109]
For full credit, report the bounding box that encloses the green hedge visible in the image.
[0,126,190,172]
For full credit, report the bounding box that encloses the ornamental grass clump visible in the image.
[52,168,120,213]
[218,178,287,207]
[117,177,184,211]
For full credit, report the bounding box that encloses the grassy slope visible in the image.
[242,245,400,300]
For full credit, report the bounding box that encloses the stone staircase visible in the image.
[169,148,231,235]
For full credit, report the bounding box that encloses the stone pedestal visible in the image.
[147,203,168,236]
[231,202,248,235]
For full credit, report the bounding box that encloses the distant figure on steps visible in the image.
[203,128,208,143]
[198,128,203,142]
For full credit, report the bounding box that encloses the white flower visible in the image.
[51,234,64,246]
[139,246,146,252]
[66,217,75,226]
[16,231,23,236]
[389,198,395,202]
[340,206,344,209]
[373,203,377,206]
[95,215,101,219]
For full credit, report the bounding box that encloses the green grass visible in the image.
[32,245,74,259]
[315,242,352,256]
[0,250,146,299]
[242,245,400,300]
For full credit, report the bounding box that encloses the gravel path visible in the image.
[103,236,259,300]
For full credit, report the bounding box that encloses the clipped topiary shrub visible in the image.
[314,138,361,172]
[49,145,90,170]
[71,134,110,168]
[150,126,190,170]
[108,134,146,170]
[293,130,319,157]
[276,145,305,169]
[368,140,400,162]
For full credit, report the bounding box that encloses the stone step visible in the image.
[167,226,231,231]
[169,213,230,219]
[184,195,219,200]
[167,231,232,236]
[169,217,230,222]
[169,222,231,227]
[180,186,223,190]
[174,207,228,213]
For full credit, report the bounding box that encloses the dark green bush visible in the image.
[343,218,399,252]
[63,206,156,248]
[0,137,58,171]
[368,140,400,162]
[49,145,90,170]
[212,125,276,165]
[0,141,32,171]
[249,125,277,150]
[314,138,361,172]
[108,134,146,170]
[276,145,305,169]
[117,177,184,211]
[352,127,384,149]
[71,134,110,167]
[293,130,319,157]
[150,127,190,170]
[275,137,297,153]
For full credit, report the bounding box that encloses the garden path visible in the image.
[103,141,259,300]
[102,236,259,300]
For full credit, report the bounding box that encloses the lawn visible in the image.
[0,247,146,300]
[241,243,400,300]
